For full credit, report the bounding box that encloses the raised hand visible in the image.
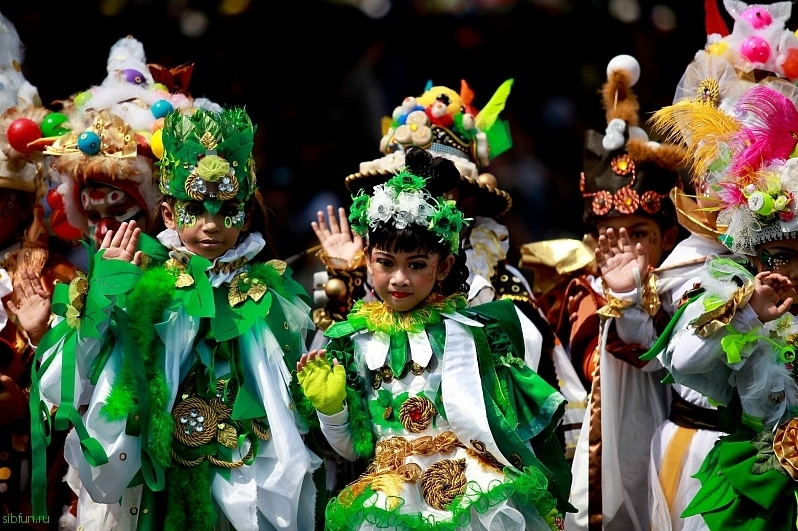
[101,220,142,265]
[595,227,649,293]
[311,205,364,263]
[750,271,793,323]
[296,349,346,415]
[7,269,51,346]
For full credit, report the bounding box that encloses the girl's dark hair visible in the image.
[152,189,279,261]
[367,223,470,297]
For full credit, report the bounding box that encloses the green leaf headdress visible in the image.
[348,147,468,255]
[157,107,257,215]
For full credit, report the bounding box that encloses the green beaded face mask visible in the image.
[174,200,246,230]
[175,201,197,229]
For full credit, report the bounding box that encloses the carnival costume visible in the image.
[634,2,798,528]
[563,54,688,531]
[302,163,573,530]
[646,75,798,529]
[32,107,320,531]
[315,79,586,467]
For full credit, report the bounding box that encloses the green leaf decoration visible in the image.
[181,255,215,318]
[212,290,272,342]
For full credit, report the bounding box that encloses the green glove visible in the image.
[297,356,346,415]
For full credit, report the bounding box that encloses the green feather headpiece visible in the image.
[157,107,257,215]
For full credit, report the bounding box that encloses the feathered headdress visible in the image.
[580,55,686,229]
[706,85,798,255]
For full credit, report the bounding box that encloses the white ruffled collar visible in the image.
[156,229,266,287]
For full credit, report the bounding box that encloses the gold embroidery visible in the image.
[693,280,755,338]
[421,459,467,510]
[399,396,436,433]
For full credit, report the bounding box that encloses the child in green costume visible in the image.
[32,107,320,530]
[296,148,573,530]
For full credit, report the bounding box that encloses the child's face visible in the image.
[755,240,798,280]
[161,200,248,260]
[80,182,146,247]
[596,214,677,267]
[366,246,455,312]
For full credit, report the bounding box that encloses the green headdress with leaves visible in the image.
[158,107,257,215]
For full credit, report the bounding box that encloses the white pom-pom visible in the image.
[603,118,627,150]
[607,54,641,86]
[628,125,649,141]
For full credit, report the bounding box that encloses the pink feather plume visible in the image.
[715,180,748,210]
[728,86,798,177]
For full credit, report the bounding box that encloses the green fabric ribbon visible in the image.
[720,325,795,365]
[640,289,705,362]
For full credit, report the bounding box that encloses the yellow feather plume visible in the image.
[648,101,740,181]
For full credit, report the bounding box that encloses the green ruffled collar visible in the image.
[347,293,467,335]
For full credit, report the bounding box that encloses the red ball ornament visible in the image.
[7,118,42,154]
[46,188,64,210]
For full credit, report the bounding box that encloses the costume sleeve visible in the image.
[316,406,356,461]
[312,334,375,461]
[651,258,768,411]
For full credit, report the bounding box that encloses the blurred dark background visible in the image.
[2,0,744,288]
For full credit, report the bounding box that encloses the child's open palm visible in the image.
[750,271,793,323]
[101,221,142,265]
[7,268,52,346]
[311,205,364,263]
[297,349,346,415]
[596,227,649,293]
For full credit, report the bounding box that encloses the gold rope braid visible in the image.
[340,431,465,504]
[421,458,468,510]
[208,446,255,469]
[172,398,218,447]
[170,451,206,467]
[399,396,437,433]
[170,445,256,469]
[251,420,271,441]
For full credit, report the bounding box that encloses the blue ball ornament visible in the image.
[78,131,101,155]
[151,99,175,119]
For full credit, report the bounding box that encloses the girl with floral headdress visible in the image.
[31,107,321,531]
[296,146,573,530]
[645,81,798,529]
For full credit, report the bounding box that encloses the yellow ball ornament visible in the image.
[151,128,164,160]
[708,41,728,57]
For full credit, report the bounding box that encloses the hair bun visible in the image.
[404,146,460,196]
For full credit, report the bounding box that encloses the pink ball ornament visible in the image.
[740,36,771,63]
[7,118,42,154]
[741,7,772,30]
